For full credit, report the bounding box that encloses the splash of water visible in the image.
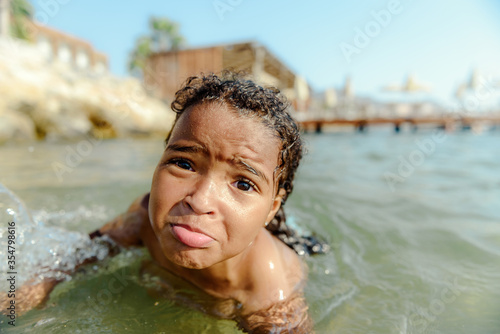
[0,183,112,291]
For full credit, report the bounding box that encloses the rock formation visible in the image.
[0,36,175,143]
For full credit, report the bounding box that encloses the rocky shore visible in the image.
[0,36,174,143]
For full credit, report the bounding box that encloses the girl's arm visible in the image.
[91,193,150,247]
[0,277,62,316]
[238,292,314,334]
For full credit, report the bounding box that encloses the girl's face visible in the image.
[149,102,285,269]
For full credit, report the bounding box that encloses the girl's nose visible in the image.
[183,177,216,215]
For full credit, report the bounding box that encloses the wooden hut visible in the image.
[144,41,309,110]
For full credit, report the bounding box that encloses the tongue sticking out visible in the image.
[171,225,214,248]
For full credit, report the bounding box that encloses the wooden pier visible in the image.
[299,116,500,133]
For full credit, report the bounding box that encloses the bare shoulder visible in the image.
[238,230,312,332]
[242,229,306,314]
[261,229,306,289]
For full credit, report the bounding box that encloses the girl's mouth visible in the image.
[170,224,215,248]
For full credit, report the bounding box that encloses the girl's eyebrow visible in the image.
[166,143,208,154]
[233,159,269,184]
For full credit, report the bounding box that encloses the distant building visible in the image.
[143,41,310,110]
[0,0,107,72]
[312,75,444,121]
[31,22,108,73]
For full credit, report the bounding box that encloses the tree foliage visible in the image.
[9,0,34,40]
[128,16,185,77]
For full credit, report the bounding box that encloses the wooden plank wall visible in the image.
[145,47,224,102]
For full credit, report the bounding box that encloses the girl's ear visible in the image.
[265,188,287,226]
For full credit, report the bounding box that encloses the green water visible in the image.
[1,129,499,333]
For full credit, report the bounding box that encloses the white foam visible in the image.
[0,183,112,290]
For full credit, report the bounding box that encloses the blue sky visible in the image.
[31,0,500,106]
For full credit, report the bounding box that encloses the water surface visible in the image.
[0,129,499,333]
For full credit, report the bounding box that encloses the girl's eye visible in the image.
[234,179,255,192]
[172,159,193,171]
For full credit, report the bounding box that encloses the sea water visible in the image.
[0,129,499,333]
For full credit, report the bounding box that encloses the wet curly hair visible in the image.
[166,71,328,255]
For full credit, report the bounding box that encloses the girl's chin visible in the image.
[163,246,217,270]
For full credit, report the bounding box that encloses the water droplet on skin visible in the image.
[269,261,275,270]
[279,289,284,300]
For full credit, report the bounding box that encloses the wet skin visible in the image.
[144,101,304,313]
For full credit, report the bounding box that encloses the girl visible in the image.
[6,72,327,333]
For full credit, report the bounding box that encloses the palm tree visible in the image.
[128,16,185,77]
[9,0,33,40]
[150,17,183,51]
[128,36,153,77]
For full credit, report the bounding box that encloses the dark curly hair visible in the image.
[167,71,328,255]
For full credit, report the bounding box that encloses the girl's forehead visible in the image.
[170,102,281,163]
[176,102,277,142]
